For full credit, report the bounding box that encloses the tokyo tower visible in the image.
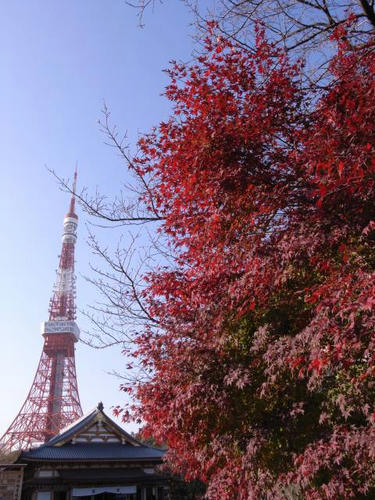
[0,171,83,452]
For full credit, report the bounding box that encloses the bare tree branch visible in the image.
[47,167,163,225]
[126,0,375,84]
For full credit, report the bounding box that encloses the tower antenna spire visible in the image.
[69,165,78,216]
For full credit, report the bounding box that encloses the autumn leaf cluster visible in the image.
[119,29,375,499]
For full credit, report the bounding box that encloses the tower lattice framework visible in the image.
[0,171,83,452]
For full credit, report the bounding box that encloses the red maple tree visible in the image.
[112,28,375,498]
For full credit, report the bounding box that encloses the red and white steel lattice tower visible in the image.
[0,171,83,452]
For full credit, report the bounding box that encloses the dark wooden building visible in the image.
[14,403,169,500]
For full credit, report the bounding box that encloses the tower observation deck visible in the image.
[0,171,83,452]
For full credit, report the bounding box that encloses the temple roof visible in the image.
[20,403,165,463]
[20,443,164,461]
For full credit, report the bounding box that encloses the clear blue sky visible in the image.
[0,0,206,434]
